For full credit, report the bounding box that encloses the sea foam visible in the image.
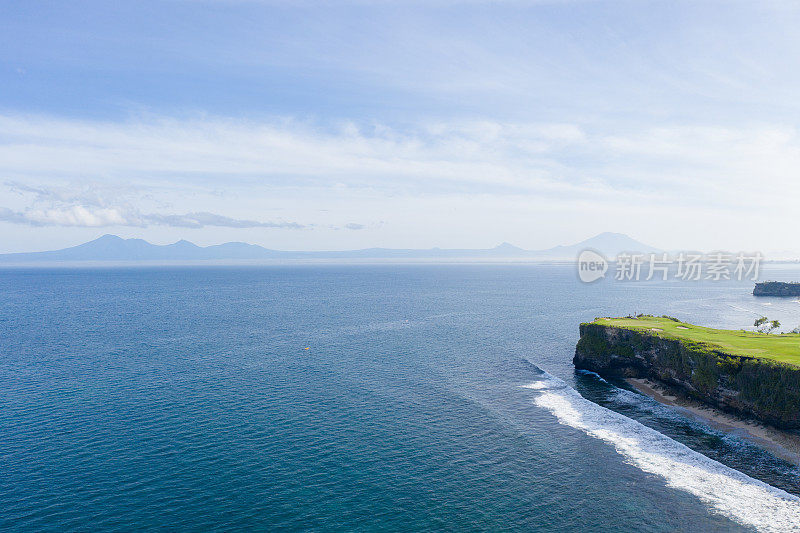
[527,375,800,532]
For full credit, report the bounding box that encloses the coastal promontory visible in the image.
[574,316,800,428]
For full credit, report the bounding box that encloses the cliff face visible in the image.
[753,281,800,296]
[574,323,800,428]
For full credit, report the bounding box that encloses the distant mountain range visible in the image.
[0,232,658,264]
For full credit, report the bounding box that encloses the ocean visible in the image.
[3,264,800,531]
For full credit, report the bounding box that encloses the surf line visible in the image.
[526,375,800,533]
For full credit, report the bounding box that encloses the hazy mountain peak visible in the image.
[0,232,662,263]
[170,239,199,248]
[580,232,649,246]
[540,232,659,259]
[94,234,125,242]
[494,242,523,250]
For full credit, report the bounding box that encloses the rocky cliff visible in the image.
[574,323,800,428]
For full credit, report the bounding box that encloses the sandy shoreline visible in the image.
[626,377,800,466]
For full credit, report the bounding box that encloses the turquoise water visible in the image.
[3,264,800,531]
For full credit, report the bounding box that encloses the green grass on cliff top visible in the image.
[592,316,800,367]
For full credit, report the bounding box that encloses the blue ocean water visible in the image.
[3,264,800,531]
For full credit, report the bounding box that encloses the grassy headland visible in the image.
[591,316,800,367]
[576,316,800,427]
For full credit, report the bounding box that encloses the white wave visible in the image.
[520,379,569,391]
[520,381,551,390]
[728,303,765,316]
[529,376,800,532]
[575,368,608,383]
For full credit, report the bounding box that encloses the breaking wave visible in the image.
[527,374,800,532]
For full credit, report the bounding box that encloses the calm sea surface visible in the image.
[3,264,800,531]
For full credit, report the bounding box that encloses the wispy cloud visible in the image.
[0,113,596,196]
[3,113,800,209]
[0,205,136,228]
[0,205,307,229]
[2,179,309,229]
[3,112,800,251]
[144,212,305,229]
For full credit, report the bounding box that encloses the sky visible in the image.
[2,0,800,254]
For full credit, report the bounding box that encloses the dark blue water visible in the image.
[3,264,800,531]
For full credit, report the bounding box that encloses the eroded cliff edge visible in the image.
[574,322,800,428]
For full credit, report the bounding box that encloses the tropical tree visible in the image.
[754,316,780,334]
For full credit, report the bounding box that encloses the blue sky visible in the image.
[2,1,800,253]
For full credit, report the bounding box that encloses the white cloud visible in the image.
[0,204,309,229]
[0,113,596,194]
[25,205,132,227]
[3,112,800,251]
[3,112,800,209]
